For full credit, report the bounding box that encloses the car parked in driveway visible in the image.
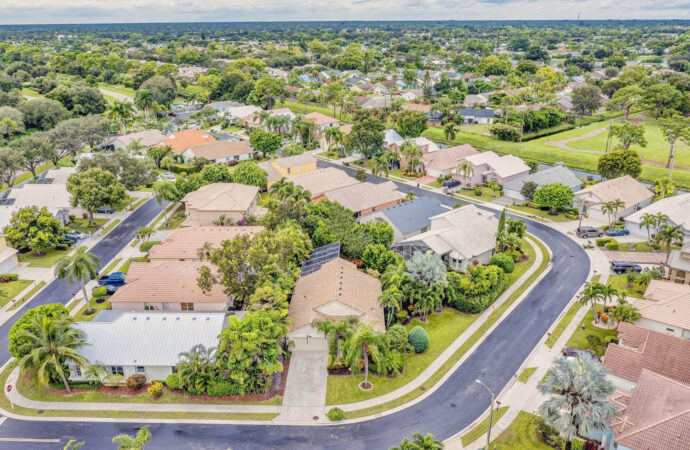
[610,261,642,274]
[96,207,115,214]
[94,284,118,295]
[576,226,604,238]
[65,230,87,241]
[562,347,601,363]
[605,228,630,237]
[98,272,126,286]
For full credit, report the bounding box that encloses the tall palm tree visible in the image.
[610,198,625,224]
[654,176,675,199]
[579,282,603,324]
[107,100,135,134]
[379,286,403,327]
[538,355,617,450]
[391,432,444,450]
[598,283,618,311]
[126,139,145,154]
[343,322,389,389]
[55,246,101,313]
[639,213,657,243]
[400,141,422,172]
[656,224,684,264]
[381,261,407,291]
[324,127,344,154]
[312,317,358,363]
[17,315,89,394]
[340,94,359,121]
[601,201,615,226]
[112,426,151,450]
[443,123,456,142]
[152,180,180,226]
[371,155,390,179]
[653,212,669,235]
[455,160,474,187]
[135,89,153,121]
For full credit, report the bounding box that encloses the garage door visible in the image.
[291,336,328,352]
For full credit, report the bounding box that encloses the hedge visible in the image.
[489,252,515,273]
[0,273,18,281]
[445,270,509,314]
[596,238,616,246]
[606,242,619,250]
[207,382,245,397]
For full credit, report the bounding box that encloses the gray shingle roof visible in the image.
[379,197,448,235]
[504,165,582,191]
[458,108,495,118]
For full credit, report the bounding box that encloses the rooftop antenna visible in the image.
[577,13,581,21]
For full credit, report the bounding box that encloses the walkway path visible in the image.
[604,250,667,264]
[548,127,607,154]
[98,88,135,105]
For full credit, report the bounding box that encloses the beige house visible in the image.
[303,112,340,149]
[288,167,359,199]
[109,261,230,312]
[288,258,384,351]
[668,242,690,285]
[634,280,690,339]
[573,176,653,223]
[148,226,264,262]
[323,181,402,218]
[181,140,254,164]
[181,182,259,227]
[422,144,479,178]
[108,129,167,151]
[258,153,318,186]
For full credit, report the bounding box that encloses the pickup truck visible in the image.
[98,272,126,286]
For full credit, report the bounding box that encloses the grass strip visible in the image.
[101,219,121,235]
[545,302,582,348]
[7,281,46,311]
[461,406,509,447]
[517,367,537,384]
[102,258,122,275]
[130,197,148,209]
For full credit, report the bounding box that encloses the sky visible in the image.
[0,0,689,24]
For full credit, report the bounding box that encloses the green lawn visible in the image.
[0,280,32,307]
[607,274,645,299]
[130,197,148,209]
[74,300,111,321]
[491,411,553,450]
[461,406,509,447]
[282,100,353,123]
[21,87,41,97]
[98,83,135,97]
[565,307,618,357]
[7,281,46,311]
[17,247,71,268]
[604,241,675,253]
[545,302,583,348]
[517,367,537,384]
[157,208,186,230]
[69,218,108,234]
[102,258,122,275]
[457,186,502,202]
[101,219,121,235]
[508,205,572,223]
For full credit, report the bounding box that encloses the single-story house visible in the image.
[458,151,530,186]
[288,258,385,351]
[457,108,495,125]
[258,153,318,187]
[181,140,254,164]
[178,66,208,79]
[69,310,227,382]
[503,165,582,202]
[668,242,690,285]
[624,193,690,238]
[288,167,359,199]
[0,235,18,274]
[148,226,264,262]
[206,101,242,114]
[109,261,231,312]
[7,183,81,217]
[383,129,404,151]
[421,144,479,178]
[323,181,402,218]
[633,280,690,339]
[108,129,167,151]
[224,105,263,122]
[463,94,489,107]
[243,108,296,129]
[359,196,448,242]
[157,130,217,154]
[181,182,260,227]
[304,112,340,148]
[404,103,442,124]
[391,204,498,271]
[573,176,653,223]
[359,96,389,109]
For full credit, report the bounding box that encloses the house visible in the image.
[206,101,242,114]
[304,112,340,148]
[359,196,448,242]
[68,311,226,382]
[109,261,231,312]
[8,183,81,216]
[108,129,167,151]
[287,167,359,199]
[157,130,217,154]
[668,242,690,285]
[421,144,479,178]
[0,235,18,273]
[148,226,264,262]
[624,193,690,238]
[573,176,653,223]
[391,204,498,271]
[503,166,582,202]
[288,258,385,351]
[359,96,389,109]
[632,280,690,339]
[457,108,495,125]
[383,129,404,151]
[180,182,260,226]
[224,105,263,122]
[603,322,690,391]
[463,94,489,107]
[258,153,318,187]
[244,108,296,129]
[178,66,208,79]
[459,151,530,186]
[404,103,441,124]
[181,140,254,164]
[351,82,376,94]
[323,181,402,218]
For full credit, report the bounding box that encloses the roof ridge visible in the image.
[617,409,690,441]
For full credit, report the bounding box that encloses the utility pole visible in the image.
[476,379,496,450]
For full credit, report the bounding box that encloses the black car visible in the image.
[605,228,630,237]
[61,234,78,245]
[443,180,461,188]
[562,347,601,363]
[610,261,642,274]
[96,207,115,214]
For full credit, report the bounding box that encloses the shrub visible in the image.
[606,242,619,250]
[604,336,619,346]
[534,416,564,448]
[9,303,69,359]
[596,238,613,246]
[509,250,522,262]
[207,382,245,397]
[395,310,409,324]
[444,266,509,313]
[165,373,182,390]
[489,252,515,273]
[103,374,123,387]
[386,324,414,355]
[148,381,163,398]
[139,241,160,253]
[474,188,482,196]
[491,124,521,142]
[92,286,107,299]
[126,374,146,390]
[408,326,430,353]
[0,273,18,281]
[327,407,344,421]
[56,244,70,251]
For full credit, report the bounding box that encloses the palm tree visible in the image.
[107,100,135,134]
[312,317,358,363]
[610,198,625,224]
[598,283,618,311]
[135,89,153,121]
[343,322,389,389]
[112,426,151,450]
[579,282,603,324]
[391,432,444,450]
[455,160,474,187]
[656,224,684,264]
[127,139,145,154]
[639,213,657,243]
[136,226,153,241]
[17,315,89,394]
[538,355,617,450]
[400,141,422,172]
[177,344,216,395]
[443,123,456,142]
[83,363,107,386]
[379,286,403,327]
[654,176,675,199]
[371,155,390,179]
[55,246,101,313]
[653,212,669,236]
[601,201,615,226]
[340,93,359,121]
[381,261,407,291]
[152,181,179,226]
[324,127,344,154]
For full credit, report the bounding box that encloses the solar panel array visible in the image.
[300,241,340,276]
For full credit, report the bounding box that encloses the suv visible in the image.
[443,180,461,188]
[576,226,603,238]
[610,261,642,274]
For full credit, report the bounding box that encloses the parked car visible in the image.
[576,226,604,238]
[96,207,115,214]
[66,230,87,241]
[610,261,642,274]
[605,228,630,237]
[98,272,126,286]
[443,180,461,188]
[562,347,601,363]
[94,284,118,295]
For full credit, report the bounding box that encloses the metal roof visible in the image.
[378,197,447,235]
[503,165,582,191]
[458,108,495,118]
[301,242,340,276]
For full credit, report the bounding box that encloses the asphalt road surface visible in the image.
[0,164,590,449]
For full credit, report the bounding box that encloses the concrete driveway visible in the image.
[282,349,329,408]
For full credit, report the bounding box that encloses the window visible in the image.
[171,366,178,373]
[287,167,291,174]
[144,303,154,311]
[667,328,676,335]
[72,365,82,377]
[162,302,169,311]
[109,366,124,376]
[181,302,194,311]
[136,366,145,374]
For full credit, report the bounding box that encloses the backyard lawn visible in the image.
[491,411,553,450]
[565,307,618,357]
[18,247,71,268]
[0,280,32,307]
[157,207,186,230]
[70,218,108,234]
[607,274,645,299]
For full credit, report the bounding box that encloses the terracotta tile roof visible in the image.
[610,370,690,450]
[109,261,228,305]
[423,144,479,171]
[322,181,401,214]
[186,140,253,160]
[603,322,690,384]
[304,111,340,126]
[181,182,259,213]
[148,226,264,261]
[288,168,359,198]
[158,130,217,153]
[633,280,690,331]
[405,103,431,113]
[288,258,385,332]
[574,175,653,209]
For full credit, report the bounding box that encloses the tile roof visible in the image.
[9,184,73,209]
[633,280,690,331]
[288,168,359,198]
[405,103,431,113]
[503,165,582,191]
[112,129,167,148]
[465,151,530,179]
[186,140,253,160]
[603,322,690,385]
[148,226,264,261]
[377,196,448,235]
[272,153,317,169]
[181,182,259,213]
[423,144,479,171]
[610,370,690,450]
[76,311,226,366]
[323,181,401,214]
[109,261,229,305]
[574,175,653,209]
[625,193,690,231]
[158,130,217,153]
[304,111,339,126]
[288,258,385,333]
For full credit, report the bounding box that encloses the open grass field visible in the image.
[282,100,354,122]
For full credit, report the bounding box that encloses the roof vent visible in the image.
[206,317,210,321]
[193,317,197,320]
[146,317,150,320]
[162,317,167,321]
[132,317,137,320]
[176,317,180,321]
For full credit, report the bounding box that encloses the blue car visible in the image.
[606,228,630,237]
[98,272,126,286]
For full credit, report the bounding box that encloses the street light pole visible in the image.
[476,379,495,450]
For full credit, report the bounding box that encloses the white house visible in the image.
[457,108,495,125]
[624,193,690,238]
[573,176,653,223]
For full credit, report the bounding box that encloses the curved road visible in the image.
[0,164,590,449]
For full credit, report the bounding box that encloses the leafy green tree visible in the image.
[611,122,646,150]
[343,322,389,389]
[9,303,69,359]
[232,161,268,188]
[140,75,176,106]
[609,297,641,324]
[379,287,404,328]
[282,142,305,157]
[78,150,151,190]
[571,85,602,115]
[344,110,385,158]
[17,315,88,394]
[10,132,51,177]
[249,129,282,158]
[17,98,69,130]
[67,168,127,225]
[55,246,101,313]
[643,83,686,117]
[395,110,428,138]
[654,176,675,200]
[147,145,172,169]
[597,150,642,179]
[176,344,216,395]
[390,432,444,450]
[112,426,151,450]
[607,85,644,121]
[405,251,447,320]
[658,114,690,172]
[400,140,423,172]
[507,217,526,238]
[0,146,25,188]
[443,123,456,141]
[361,244,399,274]
[250,77,284,110]
[3,206,65,256]
[152,180,179,225]
[533,183,573,211]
